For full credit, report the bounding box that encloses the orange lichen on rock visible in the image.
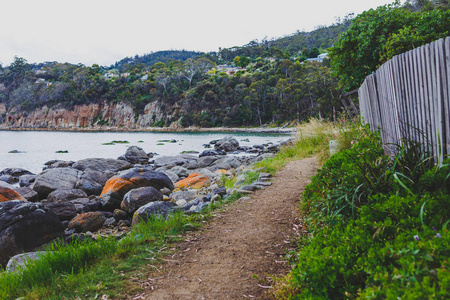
[0,187,25,202]
[175,173,210,189]
[100,177,133,197]
[68,212,106,232]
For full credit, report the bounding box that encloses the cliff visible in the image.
[0,101,178,130]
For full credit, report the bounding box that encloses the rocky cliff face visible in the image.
[0,101,176,129]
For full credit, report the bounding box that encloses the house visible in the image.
[104,72,119,79]
[215,65,246,75]
[35,78,52,87]
[304,53,329,63]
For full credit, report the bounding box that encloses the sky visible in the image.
[0,0,399,67]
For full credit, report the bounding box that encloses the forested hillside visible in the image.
[0,19,349,128]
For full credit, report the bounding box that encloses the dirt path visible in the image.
[133,157,318,300]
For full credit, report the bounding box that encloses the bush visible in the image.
[284,125,450,299]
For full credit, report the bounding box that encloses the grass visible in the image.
[254,118,336,174]
[0,118,336,299]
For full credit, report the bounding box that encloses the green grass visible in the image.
[254,118,335,174]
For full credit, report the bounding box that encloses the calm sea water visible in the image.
[0,130,292,174]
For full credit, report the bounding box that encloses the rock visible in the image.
[32,167,80,200]
[68,212,106,233]
[174,173,210,189]
[170,166,190,179]
[160,170,179,183]
[212,186,227,197]
[194,201,210,213]
[0,201,64,267]
[0,187,26,202]
[45,202,78,221]
[253,181,272,187]
[199,149,226,157]
[179,197,202,212]
[214,136,239,152]
[44,160,75,169]
[6,252,44,272]
[103,217,117,227]
[100,169,174,211]
[121,187,163,214]
[120,146,149,164]
[0,168,33,178]
[113,209,128,221]
[159,187,172,196]
[0,181,15,189]
[0,175,17,184]
[258,172,272,182]
[75,170,110,196]
[211,194,220,202]
[132,201,177,225]
[184,156,219,169]
[196,168,216,179]
[171,190,198,202]
[69,198,99,213]
[239,184,260,192]
[208,157,241,172]
[47,189,88,203]
[19,174,36,187]
[280,138,294,146]
[72,158,132,172]
[153,155,197,168]
[13,187,38,202]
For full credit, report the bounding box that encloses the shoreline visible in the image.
[0,126,296,134]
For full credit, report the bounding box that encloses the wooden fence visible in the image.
[358,37,450,163]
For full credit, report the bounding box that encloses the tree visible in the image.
[329,4,416,91]
[233,56,251,68]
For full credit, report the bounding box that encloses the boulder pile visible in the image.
[0,136,285,269]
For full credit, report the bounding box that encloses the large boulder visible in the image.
[75,170,111,196]
[47,189,88,203]
[0,168,33,178]
[214,136,239,152]
[184,156,219,170]
[132,201,177,225]
[120,146,149,164]
[100,169,174,211]
[45,202,78,221]
[72,158,132,172]
[174,173,210,189]
[208,157,241,172]
[199,149,226,157]
[68,212,106,233]
[13,187,38,202]
[6,252,44,272]
[19,174,36,187]
[0,187,25,202]
[170,166,190,179]
[32,167,80,200]
[0,201,64,267]
[0,174,16,184]
[153,155,197,168]
[121,186,163,214]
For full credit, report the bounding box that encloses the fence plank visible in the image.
[358,37,449,163]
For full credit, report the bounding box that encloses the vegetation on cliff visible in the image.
[0,19,350,127]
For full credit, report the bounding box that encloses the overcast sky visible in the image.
[0,0,398,67]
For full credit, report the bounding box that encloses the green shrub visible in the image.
[285,125,450,299]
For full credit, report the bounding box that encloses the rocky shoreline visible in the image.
[0,136,293,271]
[0,126,295,134]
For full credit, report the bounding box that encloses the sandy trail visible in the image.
[133,157,318,300]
